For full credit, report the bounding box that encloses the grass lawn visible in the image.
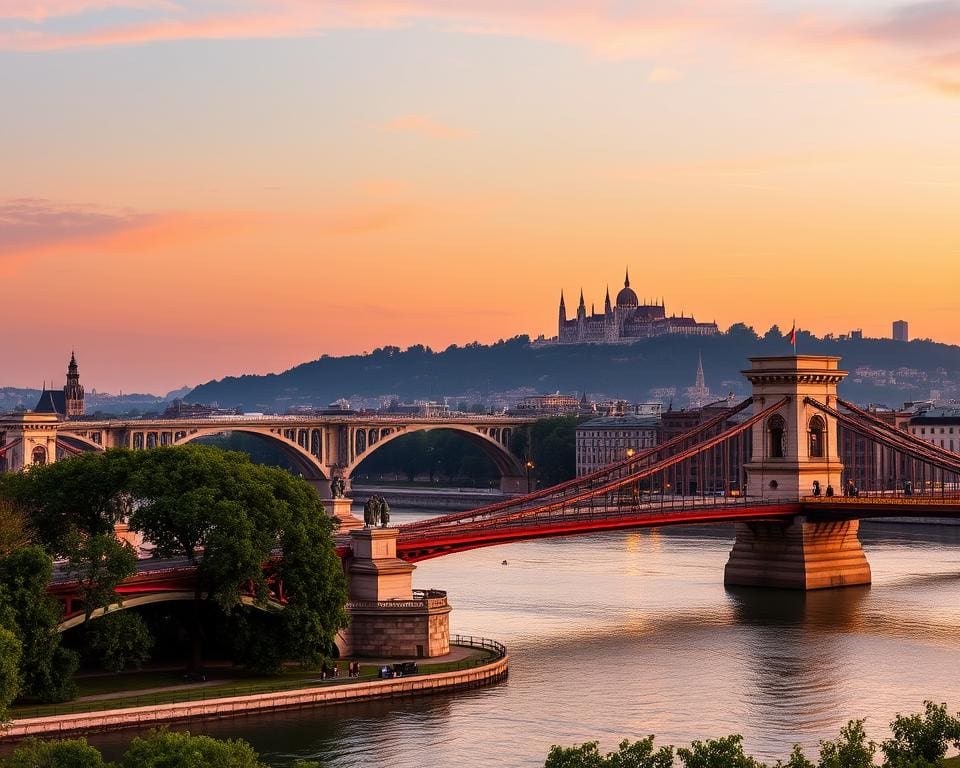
[10,646,496,719]
[943,757,960,767]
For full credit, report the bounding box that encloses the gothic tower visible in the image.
[558,291,567,339]
[64,352,84,418]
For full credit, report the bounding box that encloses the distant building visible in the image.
[683,353,712,408]
[909,406,960,454]
[513,393,584,415]
[162,399,239,418]
[850,329,863,340]
[575,414,659,476]
[557,269,719,344]
[383,400,450,417]
[33,353,84,419]
[893,320,909,342]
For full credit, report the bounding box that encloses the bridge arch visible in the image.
[343,424,526,485]
[173,427,328,482]
[57,432,106,453]
[57,592,284,632]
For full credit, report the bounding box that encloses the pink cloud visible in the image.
[0,1,957,97]
[0,197,156,257]
[381,114,466,140]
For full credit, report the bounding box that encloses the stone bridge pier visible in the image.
[337,527,451,659]
[725,356,872,590]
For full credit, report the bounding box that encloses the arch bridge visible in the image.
[0,413,535,501]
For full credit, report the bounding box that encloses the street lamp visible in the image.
[626,447,636,459]
[525,460,535,494]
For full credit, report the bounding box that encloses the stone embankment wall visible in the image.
[1,655,508,742]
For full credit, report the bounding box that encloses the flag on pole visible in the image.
[789,321,797,353]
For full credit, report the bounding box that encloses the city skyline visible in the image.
[2,1,958,392]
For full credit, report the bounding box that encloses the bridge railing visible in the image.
[347,589,449,611]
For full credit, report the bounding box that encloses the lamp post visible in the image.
[626,447,636,459]
[525,460,535,494]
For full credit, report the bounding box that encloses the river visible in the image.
[87,514,960,766]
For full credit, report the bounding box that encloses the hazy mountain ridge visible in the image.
[186,328,960,411]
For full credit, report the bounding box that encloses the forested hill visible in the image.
[186,327,960,411]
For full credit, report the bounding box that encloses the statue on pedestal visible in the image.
[331,476,346,499]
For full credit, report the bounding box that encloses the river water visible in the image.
[88,514,960,767]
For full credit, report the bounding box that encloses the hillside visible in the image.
[186,327,960,412]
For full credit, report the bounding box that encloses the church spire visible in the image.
[578,289,585,308]
[624,267,630,288]
[695,352,705,390]
[604,285,612,314]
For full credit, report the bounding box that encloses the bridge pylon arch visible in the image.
[343,423,528,493]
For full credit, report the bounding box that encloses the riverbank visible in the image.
[0,637,508,743]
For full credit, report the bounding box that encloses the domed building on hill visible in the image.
[557,270,718,344]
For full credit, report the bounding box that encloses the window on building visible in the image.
[809,415,826,458]
[768,414,786,459]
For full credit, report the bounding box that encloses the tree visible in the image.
[1,451,138,624]
[129,446,347,671]
[1,449,134,551]
[84,611,154,673]
[63,532,137,624]
[544,737,673,768]
[0,546,77,702]
[817,720,874,768]
[774,745,815,768]
[881,701,960,768]
[1,736,110,768]
[0,499,30,558]
[676,735,766,768]
[0,626,21,723]
[120,728,268,768]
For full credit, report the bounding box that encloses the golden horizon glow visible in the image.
[1,2,958,392]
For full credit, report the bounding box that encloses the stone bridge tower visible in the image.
[726,355,871,590]
[743,355,846,500]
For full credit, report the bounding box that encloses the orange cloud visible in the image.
[380,114,466,140]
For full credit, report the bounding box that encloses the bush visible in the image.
[84,612,154,673]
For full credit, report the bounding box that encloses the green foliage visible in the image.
[0,449,134,552]
[64,532,138,623]
[354,429,501,486]
[84,611,154,673]
[0,499,30,558]
[0,545,77,702]
[0,626,21,722]
[128,445,347,670]
[881,701,960,768]
[119,728,268,768]
[774,745,815,768]
[817,720,875,768]
[1,736,110,768]
[545,737,673,768]
[530,416,579,487]
[676,735,766,768]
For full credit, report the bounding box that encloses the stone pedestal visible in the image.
[343,527,451,658]
[724,518,872,590]
[325,497,363,532]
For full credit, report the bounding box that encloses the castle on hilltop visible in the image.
[557,270,719,344]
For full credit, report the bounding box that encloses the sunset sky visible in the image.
[2,1,958,393]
